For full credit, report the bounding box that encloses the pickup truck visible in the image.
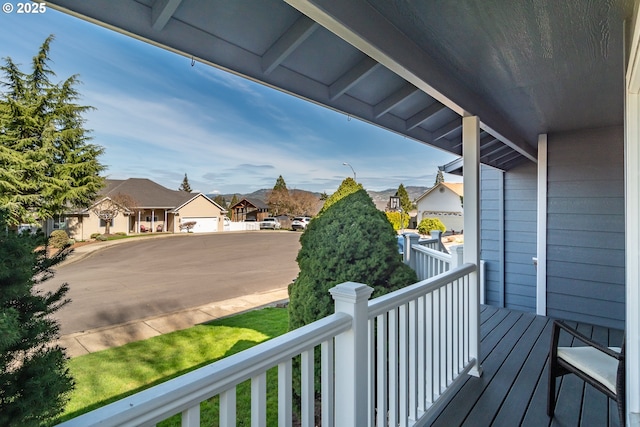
[259,217,281,230]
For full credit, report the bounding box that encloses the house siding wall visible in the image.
[546,126,625,329]
[481,162,537,312]
[175,195,224,232]
[416,187,464,232]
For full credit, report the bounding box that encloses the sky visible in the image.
[0,4,461,195]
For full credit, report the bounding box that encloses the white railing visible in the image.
[56,265,480,427]
[227,221,260,231]
[367,263,477,426]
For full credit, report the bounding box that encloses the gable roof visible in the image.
[415,182,464,203]
[102,178,194,208]
[171,193,226,213]
[230,197,269,211]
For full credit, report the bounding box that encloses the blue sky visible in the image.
[0,5,460,195]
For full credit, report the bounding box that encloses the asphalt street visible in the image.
[43,232,301,335]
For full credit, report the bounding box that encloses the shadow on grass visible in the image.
[52,307,289,425]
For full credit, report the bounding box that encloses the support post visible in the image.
[462,115,483,377]
[403,232,420,267]
[329,282,374,427]
[536,134,548,315]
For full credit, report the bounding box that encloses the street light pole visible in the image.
[342,162,356,181]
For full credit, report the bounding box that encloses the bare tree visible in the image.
[91,193,136,235]
[289,190,320,216]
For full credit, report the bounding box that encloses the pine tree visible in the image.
[0,212,74,425]
[435,169,445,185]
[0,36,105,225]
[397,183,415,213]
[179,173,192,192]
[318,176,362,215]
[267,175,290,216]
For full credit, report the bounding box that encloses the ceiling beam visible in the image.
[373,84,420,118]
[329,56,380,100]
[285,0,537,162]
[151,0,182,31]
[262,15,319,75]
[432,119,461,141]
[406,102,447,131]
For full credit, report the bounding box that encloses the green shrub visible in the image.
[385,211,409,231]
[95,235,108,241]
[288,185,418,415]
[49,230,71,249]
[417,217,446,235]
[90,233,101,239]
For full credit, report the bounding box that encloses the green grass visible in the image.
[53,307,289,425]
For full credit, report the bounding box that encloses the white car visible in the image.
[259,217,281,230]
[291,216,311,231]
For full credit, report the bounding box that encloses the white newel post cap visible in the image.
[329,282,374,304]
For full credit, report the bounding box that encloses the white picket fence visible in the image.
[56,256,480,427]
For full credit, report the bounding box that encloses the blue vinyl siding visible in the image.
[546,126,625,329]
[481,162,537,312]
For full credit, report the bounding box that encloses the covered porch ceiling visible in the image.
[44,0,634,172]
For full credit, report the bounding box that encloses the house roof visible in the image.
[45,0,633,172]
[230,198,269,210]
[101,178,194,209]
[415,182,464,203]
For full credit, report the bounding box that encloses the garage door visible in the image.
[180,217,219,233]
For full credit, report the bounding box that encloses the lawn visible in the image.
[53,307,289,426]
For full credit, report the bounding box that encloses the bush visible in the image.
[417,217,446,235]
[90,233,101,239]
[95,235,108,241]
[49,230,71,249]
[288,186,418,414]
[385,211,409,231]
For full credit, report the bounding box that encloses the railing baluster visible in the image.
[399,304,408,427]
[425,291,434,406]
[440,285,447,391]
[219,387,236,427]
[376,314,388,427]
[181,404,200,427]
[278,360,293,427]
[321,340,334,427]
[301,349,314,427]
[408,298,418,422]
[251,373,267,427]
[389,308,399,427]
[368,319,375,426]
[417,295,426,414]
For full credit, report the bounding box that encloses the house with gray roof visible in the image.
[47,178,226,240]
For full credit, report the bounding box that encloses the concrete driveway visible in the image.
[44,232,301,335]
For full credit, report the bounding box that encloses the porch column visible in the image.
[536,134,548,315]
[137,211,141,233]
[151,209,155,232]
[627,11,640,424]
[462,115,483,377]
[330,282,373,427]
[164,210,167,232]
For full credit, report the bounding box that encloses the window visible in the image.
[100,218,115,227]
[145,216,158,222]
[53,215,66,229]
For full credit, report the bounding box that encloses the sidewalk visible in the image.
[53,234,290,358]
[57,288,289,358]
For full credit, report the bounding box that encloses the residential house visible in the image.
[229,197,270,222]
[47,178,226,240]
[415,182,464,233]
[46,1,640,425]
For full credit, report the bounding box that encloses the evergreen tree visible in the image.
[266,175,290,216]
[0,36,105,225]
[228,194,239,219]
[434,169,445,186]
[318,176,362,215]
[213,194,226,208]
[0,212,74,425]
[397,183,415,213]
[288,183,417,415]
[179,173,192,192]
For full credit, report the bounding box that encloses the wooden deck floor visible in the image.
[425,305,624,427]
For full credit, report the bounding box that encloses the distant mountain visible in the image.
[208,185,430,211]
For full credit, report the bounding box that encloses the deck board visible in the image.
[424,305,623,427]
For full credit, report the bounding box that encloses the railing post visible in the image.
[403,233,421,268]
[450,245,464,268]
[329,282,374,427]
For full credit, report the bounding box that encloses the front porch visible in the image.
[428,305,624,427]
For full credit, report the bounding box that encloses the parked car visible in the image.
[291,216,311,231]
[259,217,281,230]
